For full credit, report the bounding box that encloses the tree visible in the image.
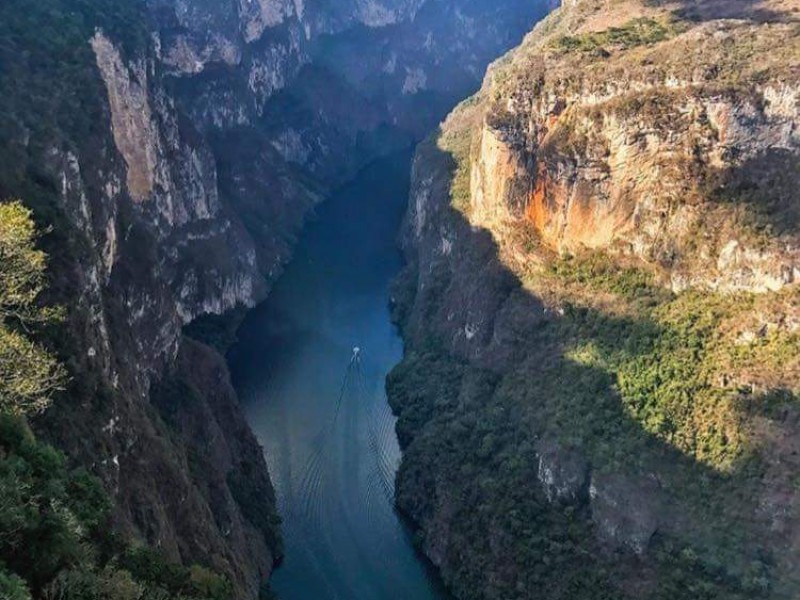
[0,200,65,415]
[0,568,32,600]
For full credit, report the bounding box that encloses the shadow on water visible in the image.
[227,150,452,600]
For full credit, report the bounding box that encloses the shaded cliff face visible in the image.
[390,1,800,598]
[0,0,550,597]
[0,4,278,595]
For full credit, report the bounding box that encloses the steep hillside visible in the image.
[390,0,800,598]
[0,0,549,597]
[0,3,280,596]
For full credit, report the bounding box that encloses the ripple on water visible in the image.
[229,152,450,600]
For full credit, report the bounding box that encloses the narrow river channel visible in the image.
[228,151,450,600]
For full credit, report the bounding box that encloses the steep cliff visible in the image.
[1,3,280,596]
[390,1,800,598]
[0,0,549,597]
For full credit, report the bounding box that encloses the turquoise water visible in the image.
[229,152,450,600]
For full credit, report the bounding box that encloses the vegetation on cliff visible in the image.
[0,413,236,600]
[553,16,679,53]
[389,0,800,598]
[0,203,237,600]
[0,201,65,416]
[0,0,147,215]
[389,344,776,600]
[389,279,795,598]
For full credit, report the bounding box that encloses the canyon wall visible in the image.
[390,0,800,598]
[0,0,549,596]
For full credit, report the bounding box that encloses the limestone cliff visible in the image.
[462,0,800,294]
[390,1,800,598]
[12,16,276,598]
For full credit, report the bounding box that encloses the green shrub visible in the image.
[0,569,32,600]
[0,413,234,599]
[554,18,677,54]
[188,565,234,600]
[546,251,669,304]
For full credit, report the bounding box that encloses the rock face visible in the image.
[467,11,800,292]
[389,1,800,598]
[31,22,272,599]
[91,32,160,203]
[0,0,549,597]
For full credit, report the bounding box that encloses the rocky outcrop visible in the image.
[91,33,160,203]
[467,25,800,292]
[536,439,589,504]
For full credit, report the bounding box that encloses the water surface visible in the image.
[229,152,449,600]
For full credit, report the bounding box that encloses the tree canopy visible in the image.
[0,200,65,415]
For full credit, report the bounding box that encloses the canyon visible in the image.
[1,0,799,598]
[0,0,549,597]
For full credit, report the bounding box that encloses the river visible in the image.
[228,151,450,600]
